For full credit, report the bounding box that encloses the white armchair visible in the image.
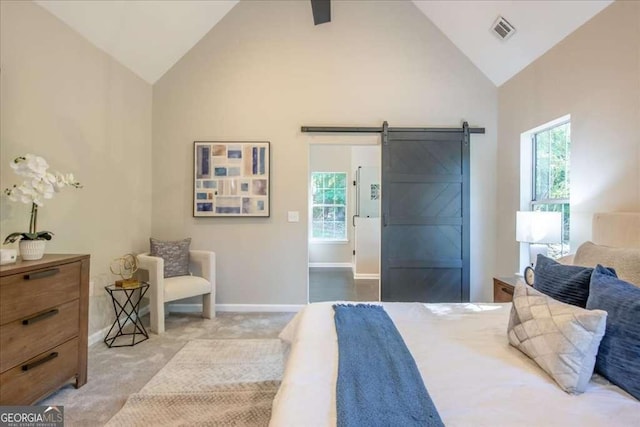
[137,250,216,334]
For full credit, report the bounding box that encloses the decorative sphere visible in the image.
[110,253,139,280]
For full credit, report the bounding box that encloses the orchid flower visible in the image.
[3,154,82,243]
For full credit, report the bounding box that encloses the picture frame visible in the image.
[194,141,270,217]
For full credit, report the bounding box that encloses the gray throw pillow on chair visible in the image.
[150,237,191,278]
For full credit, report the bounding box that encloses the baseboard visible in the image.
[309,262,352,268]
[89,326,109,347]
[88,302,305,345]
[353,273,380,280]
[169,303,305,313]
[88,305,150,346]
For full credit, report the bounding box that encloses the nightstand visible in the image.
[493,276,521,302]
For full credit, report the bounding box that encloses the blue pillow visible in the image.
[586,265,640,400]
[533,254,594,307]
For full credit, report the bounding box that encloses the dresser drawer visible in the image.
[0,261,81,324]
[493,277,516,303]
[0,300,79,373]
[0,337,79,405]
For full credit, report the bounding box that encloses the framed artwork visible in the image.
[194,141,270,217]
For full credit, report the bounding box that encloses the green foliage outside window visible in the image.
[534,122,570,201]
[533,122,570,257]
[311,172,347,240]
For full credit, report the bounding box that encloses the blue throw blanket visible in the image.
[333,304,444,427]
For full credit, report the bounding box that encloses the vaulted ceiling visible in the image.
[35,0,613,86]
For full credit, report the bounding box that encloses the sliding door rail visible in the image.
[301,122,485,135]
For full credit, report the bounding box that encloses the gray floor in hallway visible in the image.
[308,267,379,302]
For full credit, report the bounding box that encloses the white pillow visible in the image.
[507,282,607,394]
[573,241,640,286]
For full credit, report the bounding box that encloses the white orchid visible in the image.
[10,154,49,179]
[3,154,82,243]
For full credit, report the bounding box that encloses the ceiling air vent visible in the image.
[491,16,516,41]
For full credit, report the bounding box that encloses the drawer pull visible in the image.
[22,309,59,325]
[24,268,60,280]
[22,352,58,371]
[501,286,514,295]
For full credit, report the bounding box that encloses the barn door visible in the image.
[381,123,470,302]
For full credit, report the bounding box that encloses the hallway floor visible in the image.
[308,267,379,302]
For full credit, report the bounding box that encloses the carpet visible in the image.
[105,339,285,426]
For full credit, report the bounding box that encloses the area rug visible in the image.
[106,339,285,426]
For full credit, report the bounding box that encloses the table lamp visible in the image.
[516,211,562,267]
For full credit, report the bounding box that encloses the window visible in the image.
[531,121,570,257]
[311,172,347,241]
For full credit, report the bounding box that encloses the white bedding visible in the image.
[269,302,640,427]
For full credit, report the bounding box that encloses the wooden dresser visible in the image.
[493,276,519,303]
[0,254,90,405]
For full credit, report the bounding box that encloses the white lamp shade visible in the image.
[516,211,562,244]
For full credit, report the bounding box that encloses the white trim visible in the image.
[167,303,205,312]
[309,239,349,245]
[88,303,304,345]
[169,303,305,313]
[89,325,110,347]
[88,305,150,347]
[353,273,379,280]
[308,262,352,268]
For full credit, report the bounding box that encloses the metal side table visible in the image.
[104,282,149,347]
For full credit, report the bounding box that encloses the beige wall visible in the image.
[0,1,153,335]
[496,1,640,276]
[153,0,498,304]
[4,0,635,316]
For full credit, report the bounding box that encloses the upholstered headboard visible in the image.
[576,212,640,286]
[592,212,640,248]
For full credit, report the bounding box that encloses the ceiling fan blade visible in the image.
[310,0,331,25]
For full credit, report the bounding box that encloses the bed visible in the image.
[270,213,640,426]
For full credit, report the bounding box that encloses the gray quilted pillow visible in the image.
[150,238,191,278]
[508,282,607,394]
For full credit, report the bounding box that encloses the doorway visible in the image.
[307,138,381,303]
[303,122,479,303]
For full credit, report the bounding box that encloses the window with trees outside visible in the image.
[531,121,570,257]
[311,172,347,241]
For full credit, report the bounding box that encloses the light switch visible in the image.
[287,211,300,222]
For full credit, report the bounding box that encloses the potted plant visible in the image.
[3,154,82,260]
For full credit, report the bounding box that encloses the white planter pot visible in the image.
[19,240,46,261]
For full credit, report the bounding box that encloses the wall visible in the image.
[351,145,381,278]
[0,1,153,336]
[496,0,640,276]
[152,0,498,304]
[308,144,352,265]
